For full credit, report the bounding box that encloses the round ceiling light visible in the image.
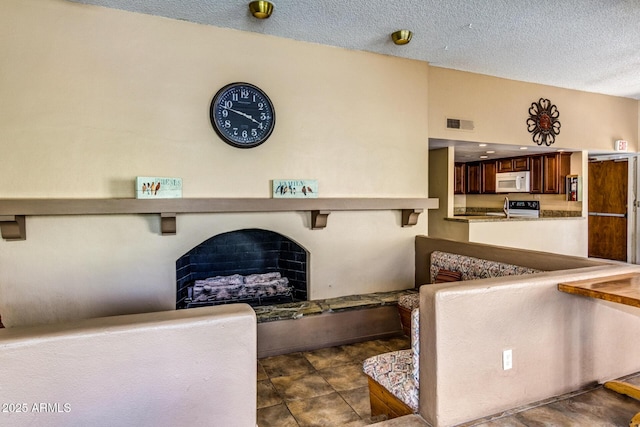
[249,1,274,19]
[391,30,413,45]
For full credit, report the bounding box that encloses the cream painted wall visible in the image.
[467,218,587,257]
[428,67,638,152]
[0,0,429,326]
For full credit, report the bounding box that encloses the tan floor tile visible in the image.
[257,403,299,427]
[318,363,368,392]
[260,352,315,378]
[257,380,283,409]
[303,345,353,370]
[287,392,361,427]
[340,386,372,419]
[341,340,393,364]
[379,335,411,351]
[271,372,334,401]
[257,361,268,381]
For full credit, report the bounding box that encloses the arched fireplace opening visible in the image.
[176,229,308,309]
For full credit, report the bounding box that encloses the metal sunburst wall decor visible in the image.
[526,98,561,146]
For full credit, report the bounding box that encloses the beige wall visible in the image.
[0,0,430,326]
[0,304,257,426]
[428,67,639,152]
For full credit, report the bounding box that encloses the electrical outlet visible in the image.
[503,349,513,370]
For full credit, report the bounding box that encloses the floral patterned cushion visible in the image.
[363,350,417,412]
[398,291,419,310]
[362,308,420,412]
[430,251,543,285]
[398,252,543,311]
[411,308,419,386]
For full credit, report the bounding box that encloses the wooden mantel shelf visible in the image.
[0,197,439,240]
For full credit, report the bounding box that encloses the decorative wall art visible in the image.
[526,98,561,146]
[272,179,318,198]
[135,177,183,199]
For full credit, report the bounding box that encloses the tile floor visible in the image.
[256,335,410,427]
[258,334,640,427]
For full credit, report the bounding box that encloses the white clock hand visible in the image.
[224,106,261,125]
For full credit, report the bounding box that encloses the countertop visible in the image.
[447,213,585,223]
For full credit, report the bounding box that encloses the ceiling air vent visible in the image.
[446,117,475,131]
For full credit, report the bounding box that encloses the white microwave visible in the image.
[496,171,530,193]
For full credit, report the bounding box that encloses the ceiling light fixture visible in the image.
[249,1,274,19]
[391,30,413,45]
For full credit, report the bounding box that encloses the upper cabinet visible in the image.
[542,152,571,194]
[454,163,466,194]
[455,152,571,195]
[529,155,543,193]
[482,161,497,194]
[465,162,482,194]
[497,157,529,173]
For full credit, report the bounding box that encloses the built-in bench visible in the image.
[397,250,543,336]
[363,307,420,418]
[367,249,545,418]
[361,236,622,423]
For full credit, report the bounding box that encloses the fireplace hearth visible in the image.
[176,229,308,309]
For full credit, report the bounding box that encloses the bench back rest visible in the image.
[430,250,543,283]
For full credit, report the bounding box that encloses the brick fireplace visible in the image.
[176,229,308,309]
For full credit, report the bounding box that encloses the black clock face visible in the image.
[210,82,276,148]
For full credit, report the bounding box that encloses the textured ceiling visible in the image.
[68,0,640,100]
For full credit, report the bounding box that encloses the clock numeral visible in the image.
[258,102,264,110]
[222,109,228,118]
[241,89,249,99]
[224,100,233,109]
[251,129,258,137]
[224,120,231,128]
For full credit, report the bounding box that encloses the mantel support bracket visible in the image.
[401,209,423,227]
[160,213,177,235]
[0,215,26,241]
[311,210,330,230]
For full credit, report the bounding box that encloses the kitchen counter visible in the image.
[448,214,585,222]
[441,211,587,256]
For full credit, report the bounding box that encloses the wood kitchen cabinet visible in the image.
[466,162,481,194]
[529,155,543,193]
[543,152,571,194]
[454,163,466,194]
[482,161,497,193]
[454,152,570,195]
[497,157,529,173]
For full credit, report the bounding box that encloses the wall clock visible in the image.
[210,82,276,148]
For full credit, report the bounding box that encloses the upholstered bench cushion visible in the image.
[363,350,418,412]
[398,291,419,311]
[430,250,542,284]
[363,308,420,413]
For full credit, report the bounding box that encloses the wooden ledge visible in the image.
[0,197,438,240]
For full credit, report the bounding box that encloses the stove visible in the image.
[507,200,540,218]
